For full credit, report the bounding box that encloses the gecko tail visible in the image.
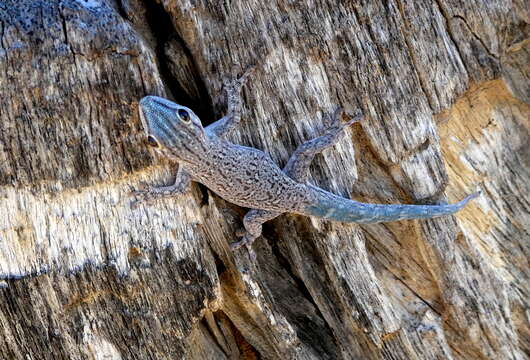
[304,188,480,224]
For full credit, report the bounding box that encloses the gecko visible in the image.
[133,68,478,250]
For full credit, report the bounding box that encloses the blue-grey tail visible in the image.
[304,187,479,224]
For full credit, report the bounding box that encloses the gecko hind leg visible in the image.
[283,108,362,182]
[231,209,282,250]
[130,166,191,208]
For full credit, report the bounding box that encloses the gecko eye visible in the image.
[146,135,159,148]
[177,109,191,123]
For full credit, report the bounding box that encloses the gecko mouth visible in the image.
[138,101,148,131]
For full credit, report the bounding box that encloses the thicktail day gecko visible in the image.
[133,69,478,250]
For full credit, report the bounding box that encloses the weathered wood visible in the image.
[0,0,528,359]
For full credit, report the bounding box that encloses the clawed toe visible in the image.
[129,192,151,209]
[231,231,251,250]
[332,106,344,121]
[230,231,258,251]
[230,238,247,250]
[224,65,256,89]
[130,190,145,198]
[130,188,149,200]
[129,197,148,210]
[239,65,255,82]
[230,237,258,261]
[325,108,363,131]
[129,187,162,209]
[346,113,363,126]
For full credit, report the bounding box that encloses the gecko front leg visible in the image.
[131,166,192,208]
[231,209,282,250]
[205,67,254,138]
[283,108,362,182]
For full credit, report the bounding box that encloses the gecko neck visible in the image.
[174,135,224,172]
[166,134,214,166]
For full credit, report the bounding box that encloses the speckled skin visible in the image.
[184,139,311,212]
[134,72,478,250]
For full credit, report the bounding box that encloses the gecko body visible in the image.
[135,71,478,250]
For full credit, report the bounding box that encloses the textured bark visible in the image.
[0,0,528,359]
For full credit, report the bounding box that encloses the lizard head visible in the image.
[139,96,208,163]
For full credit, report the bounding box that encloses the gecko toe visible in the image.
[230,238,258,261]
[247,245,257,261]
[230,239,246,250]
[129,198,147,210]
[346,113,363,126]
[230,232,258,250]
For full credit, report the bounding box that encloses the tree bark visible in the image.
[0,0,528,359]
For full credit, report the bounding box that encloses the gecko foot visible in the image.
[230,232,259,251]
[230,237,248,250]
[230,235,258,261]
[223,65,256,93]
[129,184,185,209]
[325,107,363,132]
[345,112,363,127]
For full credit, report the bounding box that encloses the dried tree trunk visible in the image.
[0,1,528,359]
